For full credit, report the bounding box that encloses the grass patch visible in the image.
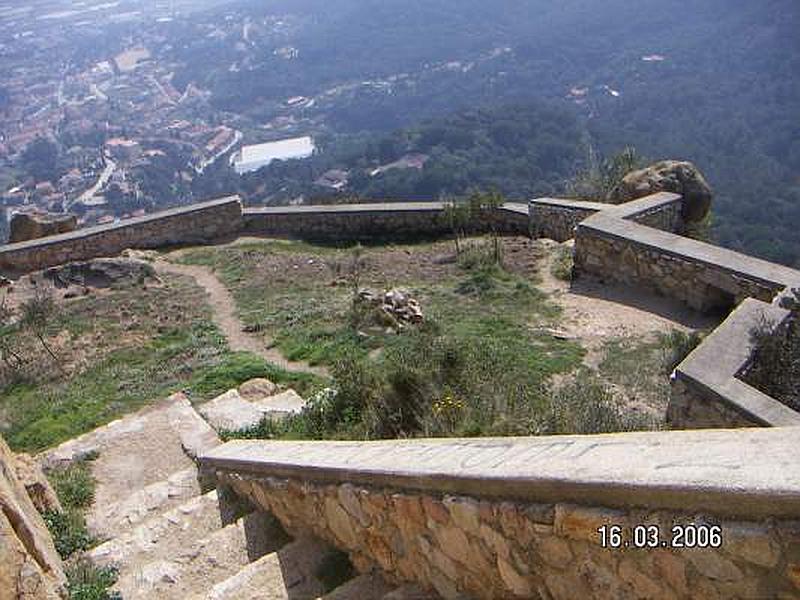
[43,454,98,560]
[598,329,703,414]
[47,453,96,510]
[187,239,597,441]
[1,321,227,452]
[187,351,326,400]
[66,560,121,600]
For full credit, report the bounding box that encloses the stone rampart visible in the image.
[0,196,243,274]
[668,299,800,429]
[202,433,800,600]
[528,198,608,242]
[573,193,800,313]
[242,202,530,240]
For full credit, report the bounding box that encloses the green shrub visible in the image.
[46,456,96,511]
[550,245,574,282]
[43,509,94,559]
[43,455,98,560]
[540,373,655,434]
[744,291,800,410]
[659,329,703,374]
[66,560,121,600]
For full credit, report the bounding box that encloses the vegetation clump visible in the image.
[745,290,800,411]
[42,454,97,560]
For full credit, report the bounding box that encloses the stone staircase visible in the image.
[38,384,438,600]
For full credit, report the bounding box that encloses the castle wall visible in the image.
[242,202,530,240]
[0,196,242,274]
[203,432,800,600]
[572,194,799,313]
[528,198,607,242]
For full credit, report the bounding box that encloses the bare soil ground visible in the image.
[536,239,718,368]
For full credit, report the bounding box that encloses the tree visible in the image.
[22,137,60,182]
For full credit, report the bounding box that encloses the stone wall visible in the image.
[202,433,800,600]
[667,299,800,429]
[573,195,800,314]
[0,196,243,274]
[242,202,530,241]
[528,198,607,242]
[621,192,684,233]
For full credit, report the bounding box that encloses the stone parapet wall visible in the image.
[529,198,608,242]
[202,434,800,600]
[573,231,779,313]
[668,299,800,429]
[573,194,800,313]
[0,196,243,274]
[243,202,530,240]
[617,192,684,233]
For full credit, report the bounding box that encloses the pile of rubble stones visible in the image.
[357,288,424,328]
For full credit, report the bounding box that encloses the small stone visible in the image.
[444,496,480,534]
[554,504,627,544]
[338,484,370,528]
[436,524,471,565]
[536,535,573,568]
[653,551,688,595]
[238,378,278,400]
[324,497,358,548]
[479,523,510,560]
[686,550,743,583]
[422,496,451,525]
[497,556,533,597]
[723,522,781,569]
[618,558,664,598]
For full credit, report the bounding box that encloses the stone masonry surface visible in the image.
[528,198,608,242]
[0,196,243,273]
[202,434,800,599]
[242,202,529,240]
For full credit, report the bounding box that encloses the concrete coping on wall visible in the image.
[607,191,683,220]
[580,210,800,298]
[201,428,800,519]
[529,197,611,212]
[0,196,242,254]
[243,201,528,216]
[673,298,800,427]
[243,202,447,215]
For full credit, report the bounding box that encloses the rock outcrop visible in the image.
[42,257,156,290]
[608,160,713,223]
[0,435,66,599]
[9,212,77,244]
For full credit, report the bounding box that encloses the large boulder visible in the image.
[0,435,66,599]
[608,160,713,223]
[9,212,77,244]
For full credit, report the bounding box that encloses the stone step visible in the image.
[38,393,220,539]
[87,489,223,570]
[113,511,283,600]
[89,465,201,539]
[321,573,394,599]
[199,388,307,432]
[200,537,335,600]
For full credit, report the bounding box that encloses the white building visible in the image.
[231,136,315,174]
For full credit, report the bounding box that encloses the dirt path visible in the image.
[536,239,718,368]
[154,261,329,378]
